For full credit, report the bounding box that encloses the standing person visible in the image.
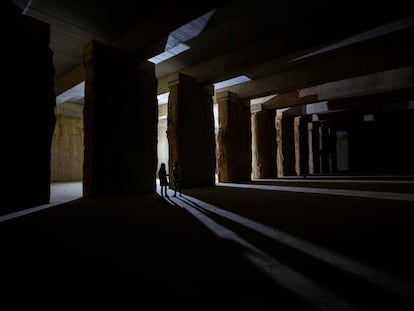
[158,163,169,197]
[172,161,182,197]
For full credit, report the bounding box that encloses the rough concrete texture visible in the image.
[167,73,216,188]
[83,41,158,197]
[51,114,84,182]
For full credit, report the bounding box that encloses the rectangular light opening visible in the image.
[148,44,190,64]
[214,75,251,90]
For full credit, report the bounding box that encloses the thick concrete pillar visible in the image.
[276,113,296,176]
[320,121,331,173]
[276,112,283,177]
[3,7,56,214]
[167,73,216,188]
[336,130,349,172]
[307,123,314,174]
[298,116,309,175]
[294,117,300,176]
[217,91,252,182]
[294,116,310,176]
[251,108,277,179]
[310,121,321,174]
[83,41,158,197]
[328,123,338,173]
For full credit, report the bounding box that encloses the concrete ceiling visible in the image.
[17,0,414,108]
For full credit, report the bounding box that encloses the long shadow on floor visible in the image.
[2,193,319,310]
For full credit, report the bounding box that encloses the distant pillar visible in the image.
[329,124,338,173]
[298,116,309,175]
[310,121,321,174]
[251,108,277,179]
[83,41,158,197]
[294,116,309,176]
[276,113,296,176]
[217,91,252,182]
[320,121,330,173]
[167,73,216,188]
[308,123,314,174]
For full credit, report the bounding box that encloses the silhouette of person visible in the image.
[158,163,169,197]
[172,161,182,197]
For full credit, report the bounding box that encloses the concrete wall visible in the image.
[157,117,169,175]
[51,103,84,182]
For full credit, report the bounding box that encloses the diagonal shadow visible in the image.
[171,193,414,311]
[166,195,360,311]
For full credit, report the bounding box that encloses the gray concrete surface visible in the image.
[1,178,414,310]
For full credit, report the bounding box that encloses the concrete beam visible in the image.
[262,65,414,110]
[54,3,226,96]
[54,64,84,96]
[217,41,414,100]
[157,19,414,96]
[281,85,414,120]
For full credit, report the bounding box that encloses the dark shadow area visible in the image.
[3,179,414,310]
[185,185,414,277]
[180,195,414,311]
[2,192,317,310]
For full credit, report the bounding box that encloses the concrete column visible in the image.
[320,121,331,173]
[276,112,283,177]
[294,116,310,176]
[217,91,252,182]
[298,116,309,175]
[307,123,314,174]
[251,108,277,179]
[276,113,296,176]
[328,124,338,173]
[336,130,349,172]
[167,73,216,188]
[311,121,321,174]
[3,9,56,213]
[83,41,158,197]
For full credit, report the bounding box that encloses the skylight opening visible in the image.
[56,81,85,105]
[148,44,190,64]
[213,75,251,90]
[147,9,215,64]
[157,92,169,105]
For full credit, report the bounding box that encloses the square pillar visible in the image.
[320,121,331,173]
[308,122,314,174]
[311,121,322,174]
[217,91,252,182]
[3,11,56,213]
[83,41,158,197]
[276,112,296,176]
[294,116,310,176]
[251,107,277,179]
[167,73,216,188]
